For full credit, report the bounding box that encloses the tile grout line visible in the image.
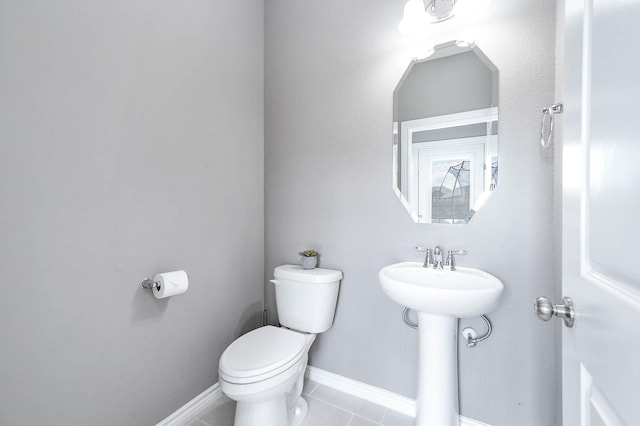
[306,394,386,425]
[197,417,213,426]
[306,384,386,424]
[307,394,360,419]
[308,383,383,426]
[348,413,384,426]
[382,407,397,425]
[304,382,319,396]
[346,413,355,426]
[378,408,389,426]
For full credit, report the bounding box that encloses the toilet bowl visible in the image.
[219,326,314,426]
[218,265,342,426]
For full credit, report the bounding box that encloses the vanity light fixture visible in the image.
[426,0,458,23]
[399,0,490,35]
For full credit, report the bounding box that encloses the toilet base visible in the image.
[234,394,287,426]
[232,393,310,426]
[288,397,308,426]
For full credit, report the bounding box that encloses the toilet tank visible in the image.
[273,265,342,333]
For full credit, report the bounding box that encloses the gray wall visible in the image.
[0,1,263,425]
[265,1,557,425]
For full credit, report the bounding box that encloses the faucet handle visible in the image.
[448,249,467,255]
[415,246,434,268]
[445,250,467,271]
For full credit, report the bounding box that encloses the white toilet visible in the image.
[218,264,342,426]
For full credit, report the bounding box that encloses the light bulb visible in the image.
[399,0,429,35]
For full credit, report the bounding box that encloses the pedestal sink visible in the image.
[379,262,504,426]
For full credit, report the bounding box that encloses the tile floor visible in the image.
[185,379,414,426]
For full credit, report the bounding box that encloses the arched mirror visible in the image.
[392,41,499,224]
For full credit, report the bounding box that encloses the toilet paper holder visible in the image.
[139,270,189,299]
[140,278,161,291]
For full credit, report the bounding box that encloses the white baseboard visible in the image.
[305,366,491,426]
[460,416,492,426]
[157,367,491,426]
[156,383,222,426]
[305,365,416,417]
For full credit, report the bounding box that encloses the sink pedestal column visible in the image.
[416,312,459,426]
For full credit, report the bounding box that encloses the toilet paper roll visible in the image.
[152,270,189,299]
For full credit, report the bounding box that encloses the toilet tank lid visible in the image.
[274,265,343,283]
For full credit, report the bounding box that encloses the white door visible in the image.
[561,0,640,424]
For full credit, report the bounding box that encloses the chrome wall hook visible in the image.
[540,103,563,148]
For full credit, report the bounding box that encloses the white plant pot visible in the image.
[301,256,317,270]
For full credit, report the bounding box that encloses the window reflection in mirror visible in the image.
[392,41,499,224]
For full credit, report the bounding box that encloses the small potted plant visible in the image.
[298,250,319,270]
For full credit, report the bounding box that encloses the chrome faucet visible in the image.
[417,246,466,270]
[433,246,443,269]
[444,249,468,271]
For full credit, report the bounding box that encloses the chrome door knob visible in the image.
[534,296,575,328]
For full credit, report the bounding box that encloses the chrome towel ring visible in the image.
[540,103,563,148]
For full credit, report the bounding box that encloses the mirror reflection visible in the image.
[393,41,499,224]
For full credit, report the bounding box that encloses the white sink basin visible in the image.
[379,261,504,317]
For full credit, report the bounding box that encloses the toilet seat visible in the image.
[219,326,306,385]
